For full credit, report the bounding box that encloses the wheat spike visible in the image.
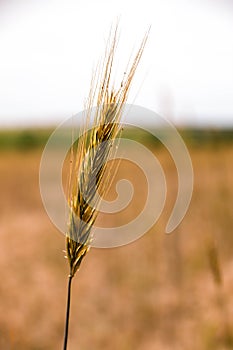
[66,26,148,278]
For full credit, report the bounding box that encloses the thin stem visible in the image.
[63,274,73,350]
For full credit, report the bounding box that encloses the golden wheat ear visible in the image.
[65,27,149,278]
[63,25,149,350]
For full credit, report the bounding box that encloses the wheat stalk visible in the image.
[63,25,148,350]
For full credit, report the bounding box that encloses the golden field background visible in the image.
[0,128,232,350]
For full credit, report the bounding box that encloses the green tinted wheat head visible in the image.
[63,25,148,350]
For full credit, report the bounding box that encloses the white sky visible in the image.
[0,0,233,127]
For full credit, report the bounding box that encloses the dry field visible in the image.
[0,131,232,350]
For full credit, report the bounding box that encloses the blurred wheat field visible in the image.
[0,129,233,350]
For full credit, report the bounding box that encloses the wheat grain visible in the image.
[66,26,148,277]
